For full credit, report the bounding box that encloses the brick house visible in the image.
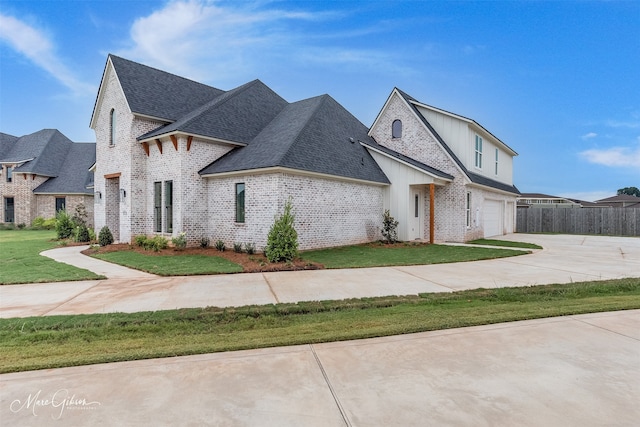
[0,129,95,227]
[90,55,518,248]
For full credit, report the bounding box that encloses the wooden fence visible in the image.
[516,208,640,236]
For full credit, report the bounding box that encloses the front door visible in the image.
[409,188,422,240]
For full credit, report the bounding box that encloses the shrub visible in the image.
[233,242,243,253]
[55,210,75,240]
[31,217,46,229]
[172,232,187,250]
[42,218,57,230]
[215,240,226,251]
[98,226,114,246]
[88,228,96,242]
[17,223,26,229]
[75,225,91,243]
[134,235,147,247]
[381,210,399,244]
[149,236,168,252]
[199,237,210,248]
[72,203,88,227]
[265,198,298,263]
[245,242,256,255]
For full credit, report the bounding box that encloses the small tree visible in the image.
[617,187,640,197]
[98,226,114,246]
[265,198,298,263]
[55,210,75,239]
[72,203,88,227]
[381,210,399,244]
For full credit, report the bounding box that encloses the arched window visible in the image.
[110,109,116,146]
[392,119,402,138]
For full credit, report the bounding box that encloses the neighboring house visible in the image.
[90,55,519,248]
[0,129,95,226]
[517,193,584,208]
[595,195,640,208]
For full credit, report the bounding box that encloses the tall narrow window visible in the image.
[4,197,14,223]
[6,166,12,183]
[415,194,419,218]
[110,109,116,146]
[165,181,173,233]
[495,148,499,175]
[392,119,402,138]
[154,182,162,232]
[474,135,483,168]
[235,183,245,223]
[55,197,66,212]
[466,192,471,228]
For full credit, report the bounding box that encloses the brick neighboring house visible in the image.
[0,129,95,227]
[90,55,519,248]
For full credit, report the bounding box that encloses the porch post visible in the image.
[429,183,435,244]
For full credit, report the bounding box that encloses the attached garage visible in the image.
[483,199,503,237]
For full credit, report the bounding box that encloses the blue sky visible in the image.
[1,0,638,201]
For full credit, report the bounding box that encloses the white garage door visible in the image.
[483,200,502,238]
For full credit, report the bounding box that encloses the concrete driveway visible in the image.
[2,309,638,426]
[1,234,639,318]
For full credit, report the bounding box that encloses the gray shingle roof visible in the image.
[0,132,17,158]
[138,80,288,144]
[107,55,224,122]
[33,143,96,195]
[359,139,453,180]
[396,89,520,195]
[1,129,73,177]
[200,95,390,184]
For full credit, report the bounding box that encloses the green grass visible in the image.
[2,278,638,373]
[468,239,543,249]
[92,252,243,275]
[0,230,103,285]
[302,243,529,268]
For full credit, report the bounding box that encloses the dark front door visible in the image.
[4,197,14,222]
[55,197,66,212]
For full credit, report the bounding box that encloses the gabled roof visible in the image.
[392,89,520,195]
[33,143,96,195]
[91,55,225,126]
[596,194,640,203]
[138,79,288,144]
[0,129,73,177]
[200,95,390,184]
[0,132,17,158]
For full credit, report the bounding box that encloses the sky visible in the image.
[0,0,638,201]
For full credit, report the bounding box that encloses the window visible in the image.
[6,166,12,183]
[415,194,419,218]
[55,197,66,212]
[4,197,14,223]
[474,135,483,168]
[235,183,245,223]
[466,192,471,228]
[165,181,173,233]
[110,109,116,146]
[495,148,499,175]
[154,181,162,232]
[392,120,402,138]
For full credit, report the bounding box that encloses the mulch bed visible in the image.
[81,244,323,273]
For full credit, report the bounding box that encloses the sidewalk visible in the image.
[1,234,639,318]
[2,309,639,426]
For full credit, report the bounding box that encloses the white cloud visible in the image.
[0,13,94,95]
[580,140,640,168]
[117,0,400,83]
[581,132,597,140]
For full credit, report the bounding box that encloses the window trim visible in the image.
[474,135,483,169]
[392,119,402,139]
[6,166,12,183]
[235,183,245,223]
[165,181,173,233]
[466,192,472,228]
[154,181,162,232]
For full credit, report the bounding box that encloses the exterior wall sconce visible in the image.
[120,188,126,199]
[95,191,102,199]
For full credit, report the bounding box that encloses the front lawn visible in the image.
[1,278,638,373]
[301,242,529,269]
[0,230,103,285]
[92,252,243,275]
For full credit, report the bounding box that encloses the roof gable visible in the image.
[91,55,225,127]
[138,79,288,144]
[0,132,18,158]
[33,143,96,194]
[200,95,389,184]
[1,129,73,177]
